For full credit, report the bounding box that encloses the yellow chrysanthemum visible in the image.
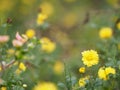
[116,22,120,30]
[98,67,107,80]
[1,87,6,90]
[54,61,64,75]
[81,50,99,67]
[98,67,116,80]
[79,78,86,87]
[40,37,56,53]
[79,76,89,87]
[33,82,57,90]
[105,67,116,75]
[37,13,47,25]
[99,27,113,39]
[26,29,35,39]
[79,67,85,73]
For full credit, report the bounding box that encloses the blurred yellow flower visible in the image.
[62,13,78,28]
[98,67,107,80]
[7,49,15,55]
[81,50,99,67]
[54,61,64,75]
[116,22,120,30]
[79,76,89,87]
[98,67,116,80]
[33,82,57,90]
[40,37,56,53]
[1,87,6,90]
[26,29,35,39]
[79,67,85,73]
[99,27,113,39]
[19,62,26,71]
[37,13,48,25]
[16,62,26,74]
[16,69,22,75]
[105,67,116,75]
[79,78,86,87]
[40,2,54,16]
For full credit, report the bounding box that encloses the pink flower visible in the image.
[16,32,27,43]
[0,35,9,43]
[12,39,24,47]
[12,32,28,47]
[16,32,23,41]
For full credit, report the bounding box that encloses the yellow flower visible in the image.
[79,67,85,73]
[98,67,116,80]
[1,87,6,90]
[15,69,22,75]
[81,50,99,67]
[25,29,35,39]
[99,27,113,39]
[79,78,86,87]
[62,13,78,28]
[33,82,57,90]
[54,61,64,75]
[37,13,47,25]
[7,49,15,55]
[40,37,56,53]
[15,62,26,74]
[19,62,26,71]
[79,76,89,87]
[98,67,107,80]
[105,67,116,75]
[40,2,54,16]
[116,22,120,30]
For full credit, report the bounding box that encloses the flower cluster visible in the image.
[98,67,116,80]
[77,25,119,89]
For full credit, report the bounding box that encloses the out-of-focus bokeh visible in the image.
[1,0,119,51]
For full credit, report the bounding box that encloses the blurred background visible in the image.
[0,0,120,89]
